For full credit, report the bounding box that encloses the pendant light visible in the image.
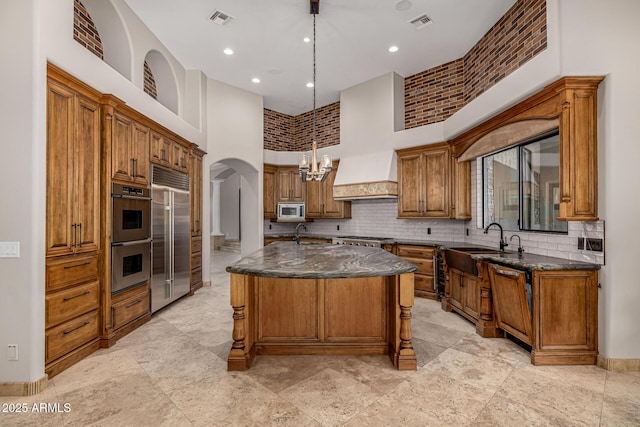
[299,0,332,182]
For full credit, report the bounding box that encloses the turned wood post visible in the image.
[397,273,417,370]
[228,273,249,370]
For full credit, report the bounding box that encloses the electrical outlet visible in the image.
[7,344,18,361]
[337,225,340,231]
[427,227,431,235]
[269,224,272,230]
[466,228,469,236]
[577,237,585,250]
[586,238,603,252]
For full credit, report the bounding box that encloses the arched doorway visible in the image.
[206,159,262,273]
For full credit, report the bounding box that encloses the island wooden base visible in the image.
[228,273,417,371]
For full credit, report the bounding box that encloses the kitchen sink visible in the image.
[445,248,504,275]
[448,246,504,253]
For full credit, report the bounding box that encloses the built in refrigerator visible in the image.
[151,166,191,313]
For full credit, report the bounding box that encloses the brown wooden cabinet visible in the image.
[110,111,150,186]
[447,267,480,321]
[172,141,190,174]
[396,245,437,300]
[46,68,103,378]
[397,143,451,218]
[263,164,278,219]
[151,130,172,169]
[190,147,206,294]
[46,79,101,257]
[277,166,305,202]
[450,76,603,221]
[488,263,598,365]
[451,159,472,220]
[305,161,351,219]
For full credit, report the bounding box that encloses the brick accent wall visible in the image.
[404,0,547,129]
[143,61,158,100]
[73,0,104,60]
[294,102,340,151]
[264,109,295,151]
[463,0,547,103]
[405,59,464,128]
[264,102,340,151]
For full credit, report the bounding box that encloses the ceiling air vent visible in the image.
[209,9,234,25]
[409,13,432,30]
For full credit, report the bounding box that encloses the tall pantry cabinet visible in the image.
[45,66,102,378]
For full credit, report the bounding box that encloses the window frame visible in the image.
[481,129,567,234]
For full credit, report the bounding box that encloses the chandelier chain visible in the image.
[312,13,316,145]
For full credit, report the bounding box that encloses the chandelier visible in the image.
[299,0,332,182]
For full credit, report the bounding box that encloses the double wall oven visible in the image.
[111,183,151,295]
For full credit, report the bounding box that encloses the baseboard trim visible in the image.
[597,355,640,371]
[0,375,48,396]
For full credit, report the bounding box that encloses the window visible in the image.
[482,131,567,233]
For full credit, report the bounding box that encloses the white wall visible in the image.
[220,173,241,240]
[556,0,640,359]
[0,0,44,383]
[206,79,264,257]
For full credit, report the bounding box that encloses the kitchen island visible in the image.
[225,242,418,371]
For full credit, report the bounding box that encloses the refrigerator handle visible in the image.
[169,191,175,300]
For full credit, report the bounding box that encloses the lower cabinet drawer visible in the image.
[111,289,150,330]
[45,310,99,363]
[46,255,98,292]
[191,251,202,270]
[404,257,434,275]
[191,236,202,253]
[191,267,202,286]
[414,274,435,292]
[397,245,435,259]
[46,281,100,328]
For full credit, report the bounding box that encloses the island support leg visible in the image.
[390,273,417,370]
[228,273,255,371]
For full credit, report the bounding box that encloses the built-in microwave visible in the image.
[277,202,305,221]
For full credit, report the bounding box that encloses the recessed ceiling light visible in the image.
[223,48,234,55]
[252,78,260,83]
[395,0,412,11]
[306,82,314,88]
[388,46,399,53]
[303,37,311,43]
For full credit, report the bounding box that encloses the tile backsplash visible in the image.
[264,199,604,265]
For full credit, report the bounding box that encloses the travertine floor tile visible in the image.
[278,367,380,426]
[168,372,318,426]
[10,249,638,427]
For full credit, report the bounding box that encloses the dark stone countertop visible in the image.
[463,251,601,271]
[263,234,600,271]
[226,241,417,279]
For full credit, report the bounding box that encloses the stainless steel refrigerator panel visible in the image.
[150,167,191,314]
[151,187,171,313]
[172,188,191,299]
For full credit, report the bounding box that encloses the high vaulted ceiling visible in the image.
[124,0,516,116]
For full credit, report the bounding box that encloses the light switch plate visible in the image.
[0,242,20,258]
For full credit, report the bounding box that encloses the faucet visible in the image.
[294,223,307,244]
[484,222,508,251]
[510,234,524,256]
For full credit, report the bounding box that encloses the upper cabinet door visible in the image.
[46,81,76,257]
[151,131,172,168]
[422,146,450,218]
[397,153,423,218]
[73,95,101,253]
[46,80,100,257]
[131,121,150,186]
[263,164,277,219]
[111,112,133,183]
